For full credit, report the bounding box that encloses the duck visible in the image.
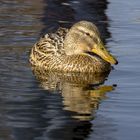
[30,21,118,73]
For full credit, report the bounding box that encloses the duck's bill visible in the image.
[92,43,118,65]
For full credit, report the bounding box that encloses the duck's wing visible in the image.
[30,27,69,65]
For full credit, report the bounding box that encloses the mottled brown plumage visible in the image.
[30,21,117,73]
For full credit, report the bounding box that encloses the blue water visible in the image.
[0,0,140,140]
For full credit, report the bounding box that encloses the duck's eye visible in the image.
[85,32,90,36]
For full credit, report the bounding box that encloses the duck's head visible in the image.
[64,21,118,65]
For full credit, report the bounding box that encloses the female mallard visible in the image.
[30,21,118,73]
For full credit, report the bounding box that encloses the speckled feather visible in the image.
[30,27,111,73]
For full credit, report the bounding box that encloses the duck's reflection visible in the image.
[62,84,114,121]
[32,66,115,121]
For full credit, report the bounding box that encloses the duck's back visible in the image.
[30,27,69,67]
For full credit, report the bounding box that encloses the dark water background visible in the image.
[0,0,140,140]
